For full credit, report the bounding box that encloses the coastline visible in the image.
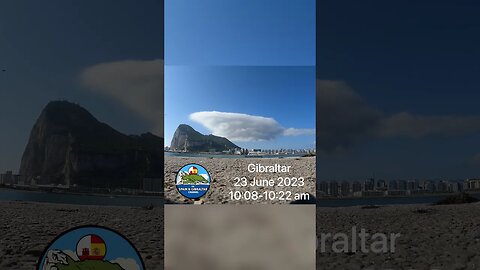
[317,191,480,200]
[0,184,162,197]
[0,187,163,208]
[0,186,162,199]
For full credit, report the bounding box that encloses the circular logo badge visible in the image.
[37,225,145,270]
[175,163,211,199]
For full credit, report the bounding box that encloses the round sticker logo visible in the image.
[37,225,145,270]
[175,163,211,199]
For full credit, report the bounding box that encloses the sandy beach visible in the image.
[2,199,480,269]
[0,201,163,270]
[164,156,316,204]
[317,202,480,270]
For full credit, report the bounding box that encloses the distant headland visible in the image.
[2,101,164,194]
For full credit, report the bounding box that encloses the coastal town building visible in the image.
[352,181,362,193]
[318,181,329,195]
[388,180,398,190]
[464,179,480,191]
[0,171,13,185]
[143,178,162,192]
[398,180,407,191]
[0,171,22,186]
[364,178,375,191]
[376,179,387,191]
[329,181,339,196]
[340,181,350,196]
[318,178,471,198]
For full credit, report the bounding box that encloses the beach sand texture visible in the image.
[317,202,480,269]
[1,201,480,269]
[165,156,316,204]
[0,201,163,270]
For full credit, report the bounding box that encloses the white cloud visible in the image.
[316,79,480,152]
[189,111,313,142]
[81,59,164,136]
[379,112,480,138]
[111,257,141,270]
[283,128,315,136]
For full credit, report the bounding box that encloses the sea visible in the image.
[1,188,479,207]
[0,188,163,207]
[316,193,480,207]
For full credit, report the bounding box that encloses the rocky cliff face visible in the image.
[19,101,163,188]
[170,124,239,152]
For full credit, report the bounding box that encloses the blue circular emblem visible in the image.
[37,225,145,270]
[175,163,211,199]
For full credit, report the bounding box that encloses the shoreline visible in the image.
[0,186,162,199]
[0,188,163,208]
[317,191,480,200]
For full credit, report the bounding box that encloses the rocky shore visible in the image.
[164,156,316,204]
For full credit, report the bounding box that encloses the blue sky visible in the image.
[165,0,315,66]
[316,0,480,180]
[164,0,316,149]
[165,66,315,149]
[0,1,163,173]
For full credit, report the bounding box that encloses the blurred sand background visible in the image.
[165,205,316,270]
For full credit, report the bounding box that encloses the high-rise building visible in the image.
[340,181,350,196]
[388,180,399,191]
[318,181,329,195]
[329,181,339,196]
[398,180,407,191]
[407,181,417,191]
[364,178,375,191]
[465,179,480,190]
[352,181,362,192]
[425,181,436,192]
[448,181,462,193]
[0,171,13,185]
[376,179,387,191]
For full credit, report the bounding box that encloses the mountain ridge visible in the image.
[19,100,163,189]
[170,124,239,152]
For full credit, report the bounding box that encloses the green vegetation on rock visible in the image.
[57,259,125,270]
[181,174,208,184]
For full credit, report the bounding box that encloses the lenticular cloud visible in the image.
[189,111,313,142]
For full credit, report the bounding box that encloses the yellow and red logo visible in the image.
[76,234,106,261]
